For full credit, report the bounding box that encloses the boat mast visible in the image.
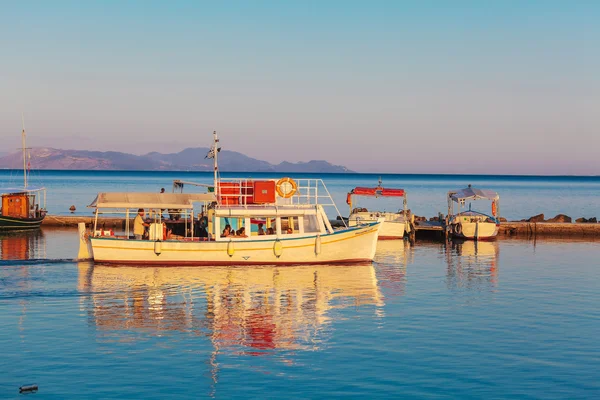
[21,114,27,189]
[213,131,219,200]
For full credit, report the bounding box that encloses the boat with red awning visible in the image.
[346,178,410,240]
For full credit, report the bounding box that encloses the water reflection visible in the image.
[374,240,411,297]
[78,263,384,354]
[0,229,46,260]
[445,240,499,290]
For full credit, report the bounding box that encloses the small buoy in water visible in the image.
[19,384,38,393]
[69,205,76,213]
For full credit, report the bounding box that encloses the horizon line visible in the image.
[1,168,599,178]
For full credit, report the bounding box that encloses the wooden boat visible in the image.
[346,178,410,240]
[0,120,47,230]
[447,185,500,240]
[78,132,383,265]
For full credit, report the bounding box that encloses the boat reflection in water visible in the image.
[445,239,499,290]
[0,229,45,260]
[373,240,411,298]
[77,263,383,355]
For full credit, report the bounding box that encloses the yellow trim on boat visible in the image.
[91,228,378,253]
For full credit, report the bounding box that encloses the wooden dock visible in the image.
[43,214,127,227]
[411,220,600,240]
[412,220,445,240]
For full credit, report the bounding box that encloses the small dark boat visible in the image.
[0,189,46,230]
[0,119,47,231]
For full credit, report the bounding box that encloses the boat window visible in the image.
[282,216,299,234]
[218,217,244,237]
[303,215,320,234]
[248,217,276,236]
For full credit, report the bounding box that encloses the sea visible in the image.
[0,170,599,399]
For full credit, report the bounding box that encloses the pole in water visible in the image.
[19,384,38,393]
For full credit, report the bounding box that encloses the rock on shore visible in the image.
[547,214,572,223]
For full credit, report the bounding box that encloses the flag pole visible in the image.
[21,113,27,189]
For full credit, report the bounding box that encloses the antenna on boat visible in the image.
[21,113,28,189]
[212,131,220,200]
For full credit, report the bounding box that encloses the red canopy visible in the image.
[349,187,405,197]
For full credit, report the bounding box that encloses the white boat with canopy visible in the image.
[447,185,500,240]
[346,178,410,240]
[78,132,383,265]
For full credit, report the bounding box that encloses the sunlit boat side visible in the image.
[79,132,383,265]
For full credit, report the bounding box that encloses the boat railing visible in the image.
[217,178,347,226]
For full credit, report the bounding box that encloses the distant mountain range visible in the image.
[0,147,353,173]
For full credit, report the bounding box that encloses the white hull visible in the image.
[88,222,381,265]
[348,212,406,240]
[452,222,498,240]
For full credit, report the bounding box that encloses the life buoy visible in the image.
[454,223,462,235]
[491,201,497,217]
[276,177,298,198]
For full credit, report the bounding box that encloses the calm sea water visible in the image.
[0,230,599,399]
[1,171,599,398]
[1,169,600,221]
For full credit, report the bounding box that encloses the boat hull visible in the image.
[348,212,406,240]
[89,223,382,266]
[0,215,44,230]
[452,222,499,240]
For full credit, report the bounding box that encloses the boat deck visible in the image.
[414,221,444,231]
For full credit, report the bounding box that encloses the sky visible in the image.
[0,1,598,174]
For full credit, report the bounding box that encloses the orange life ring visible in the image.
[276,177,298,198]
[491,201,497,217]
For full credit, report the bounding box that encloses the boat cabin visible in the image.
[88,178,340,241]
[1,192,43,218]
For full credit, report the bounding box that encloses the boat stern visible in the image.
[78,222,94,260]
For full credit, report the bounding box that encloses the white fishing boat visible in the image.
[78,132,383,265]
[447,185,500,240]
[346,179,410,240]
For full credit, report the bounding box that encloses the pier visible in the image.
[41,214,600,239]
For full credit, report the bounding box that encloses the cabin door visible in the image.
[2,195,28,217]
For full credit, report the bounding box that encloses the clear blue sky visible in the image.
[0,1,598,174]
